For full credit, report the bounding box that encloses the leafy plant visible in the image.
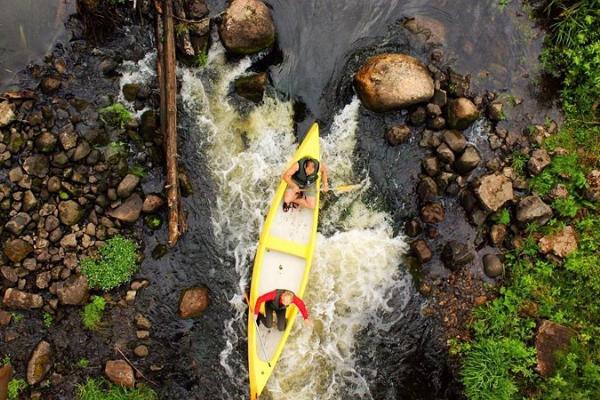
[10,312,24,323]
[80,236,138,291]
[77,378,157,400]
[129,165,146,178]
[510,151,529,176]
[194,51,208,68]
[552,196,580,217]
[81,296,106,329]
[99,103,133,128]
[2,355,11,366]
[175,23,189,38]
[43,312,54,328]
[494,208,511,225]
[8,378,27,400]
[78,358,90,369]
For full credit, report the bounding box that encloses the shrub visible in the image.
[81,296,106,329]
[99,103,133,128]
[77,378,157,400]
[8,379,27,400]
[80,236,138,291]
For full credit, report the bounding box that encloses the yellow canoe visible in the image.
[248,123,321,399]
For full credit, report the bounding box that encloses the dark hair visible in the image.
[305,159,316,168]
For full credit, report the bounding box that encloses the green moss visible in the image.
[144,215,162,230]
[42,312,53,328]
[8,378,27,400]
[81,296,106,329]
[99,103,133,128]
[77,378,157,400]
[10,312,24,323]
[77,358,90,368]
[80,236,138,291]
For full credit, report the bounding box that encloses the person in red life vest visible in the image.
[254,289,313,331]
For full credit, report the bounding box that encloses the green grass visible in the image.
[81,295,106,329]
[510,151,529,177]
[99,103,133,128]
[77,378,157,400]
[493,208,511,225]
[8,378,27,400]
[129,165,147,178]
[43,312,54,328]
[80,236,138,291]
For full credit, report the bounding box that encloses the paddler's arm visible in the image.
[283,163,300,191]
[320,161,329,192]
[292,296,309,320]
[254,290,276,317]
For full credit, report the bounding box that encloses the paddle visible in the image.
[244,292,272,368]
[299,183,362,194]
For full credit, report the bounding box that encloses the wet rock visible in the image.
[1,266,18,283]
[45,215,60,231]
[122,83,141,102]
[0,101,15,127]
[411,240,432,263]
[535,320,576,377]
[435,142,455,164]
[447,70,470,97]
[487,102,504,121]
[72,140,91,162]
[179,286,210,318]
[419,130,441,148]
[476,174,513,212]
[355,53,434,111]
[420,202,445,224]
[135,314,152,330]
[22,190,37,212]
[105,360,135,388]
[385,125,411,146]
[59,128,78,150]
[40,76,61,94]
[426,103,442,117]
[107,193,143,223]
[219,0,275,55]
[0,310,12,326]
[454,146,481,174]
[516,195,552,225]
[442,130,467,153]
[585,170,600,201]
[56,274,89,305]
[142,194,164,213]
[8,166,23,182]
[7,131,24,153]
[447,98,479,130]
[528,149,551,175]
[3,288,43,309]
[134,345,149,358]
[27,340,53,385]
[409,107,427,125]
[99,58,119,76]
[421,156,439,177]
[4,238,34,263]
[35,132,58,153]
[60,233,78,249]
[0,364,12,399]
[58,200,83,226]
[483,254,504,277]
[23,155,49,178]
[441,241,474,270]
[539,226,578,258]
[490,224,507,247]
[36,271,52,289]
[5,212,32,235]
[417,177,438,202]
[405,219,422,237]
[117,174,140,199]
[427,116,446,130]
[234,73,268,103]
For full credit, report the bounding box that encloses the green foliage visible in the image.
[10,312,24,323]
[80,236,138,291]
[2,355,11,366]
[43,312,54,328]
[462,338,536,400]
[552,196,580,217]
[78,358,90,368]
[530,154,587,196]
[175,23,189,38]
[129,165,146,178]
[493,208,511,225]
[510,151,529,176]
[144,215,162,230]
[194,51,208,68]
[8,378,27,400]
[77,378,157,400]
[498,0,512,11]
[99,103,133,128]
[81,296,106,329]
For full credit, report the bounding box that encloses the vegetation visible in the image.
[8,379,27,400]
[129,165,147,178]
[77,378,157,400]
[99,103,133,128]
[81,236,138,291]
[459,1,600,399]
[81,295,107,329]
[43,312,54,328]
[78,358,91,369]
[10,312,24,323]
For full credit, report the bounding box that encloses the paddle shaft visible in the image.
[298,183,360,193]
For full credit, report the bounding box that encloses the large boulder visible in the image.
[516,195,553,225]
[0,101,15,127]
[475,174,513,212]
[4,238,34,263]
[447,98,479,129]
[218,0,275,55]
[354,53,434,112]
[2,289,43,309]
[27,340,53,385]
[58,200,83,226]
[179,286,210,318]
[538,226,578,258]
[441,241,474,270]
[56,275,89,305]
[535,320,576,377]
[105,360,135,388]
[107,194,143,223]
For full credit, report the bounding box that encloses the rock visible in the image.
[8,166,23,182]
[441,241,474,270]
[105,360,135,388]
[140,110,158,140]
[419,130,441,148]
[539,226,578,258]
[234,73,268,103]
[99,58,119,76]
[56,274,89,305]
[107,194,143,223]
[1,266,18,283]
[60,233,78,249]
[405,219,422,237]
[22,190,37,212]
[585,170,600,201]
[487,102,504,121]
[5,212,32,235]
[454,146,481,174]
[422,156,439,177]
[179,286,210,318]
[2,288,43,309]
[0,101,15,127]
[23,155,49,178]
[447,98,479,130]
[490,224,507,247]
[385,125,411,146]
[58,200,83,226]
[550,184,569,200]
[516,195,553,225]
[142,194,165,213]
[135,314,152,330]
[4,238,34,262]
[134,345,149,358]
[72,140,91,162]
[7,131,24,153]
[36,271,51,289]
[411,240,432,263]
[0,309,12,326]
[435,142,455,164]
[447,70,470,97]
[186,0,209,18]
[483,254,504,277]
[354,53,434,111]
[417,177,438,202]
[117,174,140,199]
[420,202,445,224]
[45,215,60,231]
[35,132,58,153]
[47,176,61,193]
[27,340,53,385]
[410,107,427,125]
[442,130,467,153]
[218,0,275,55]
[426,103,442,117]
[476,174,513,212]
[59,128,78,150]
[40,76,61,94]
[535,320,577,377]
[122,83,141,102]
[0,364,12,399]
[528,149,551,175]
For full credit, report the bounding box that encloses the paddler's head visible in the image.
[281,291,294,306]
[304,159,317,175]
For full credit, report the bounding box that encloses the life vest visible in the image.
[292,157,319,188]
[269,289,291,312]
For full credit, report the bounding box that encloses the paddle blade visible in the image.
[333,184,362,193]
